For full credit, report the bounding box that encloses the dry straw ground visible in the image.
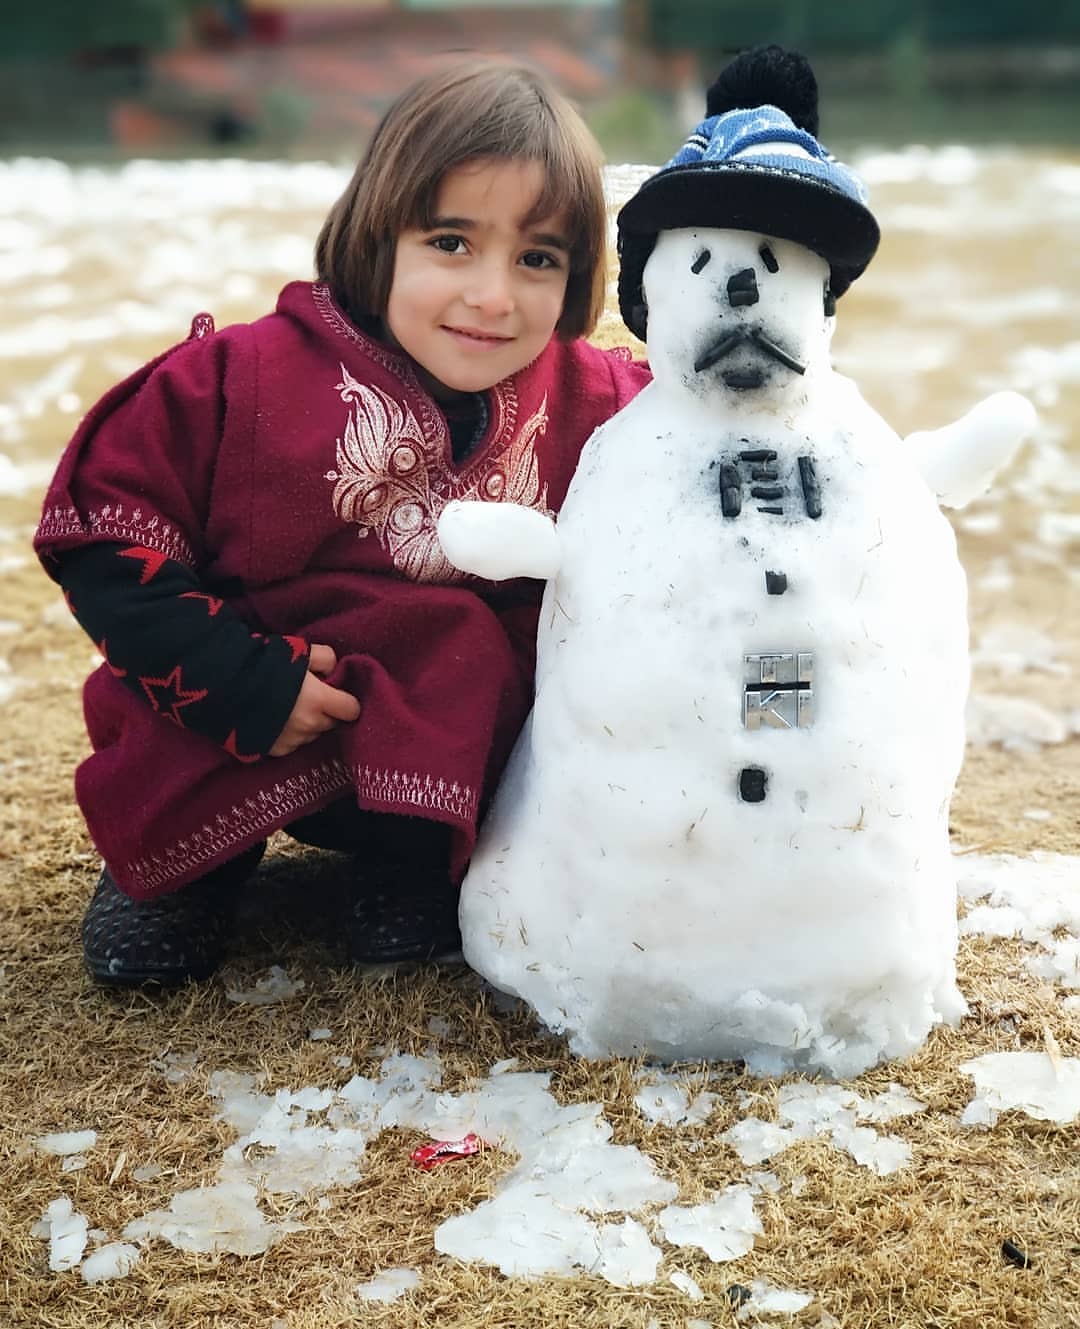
[2,162,1079,1329]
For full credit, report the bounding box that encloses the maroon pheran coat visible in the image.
[35,282,650,897]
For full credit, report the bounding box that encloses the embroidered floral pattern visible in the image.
[326,364,551,584]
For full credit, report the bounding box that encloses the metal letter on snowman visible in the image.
[438,49,1036,1077]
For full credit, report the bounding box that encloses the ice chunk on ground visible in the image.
[736,1280,814,1319]
[225,965,305,1004]
[123,1179,297,1256]
[37,1197,89,1272]
[36,1130,97,1156]
[435,1183,598,1278]
[722,1083,923,1175]
[670,1270,705,1300]
[354,1268,420,1302]
[960,1051,1080,1125]
[634,1071,717,1127]
[966,693,1068,750]
[658,1185,763,1262]
[81,1242,140,1284]
[592,1218,663,1287]
[971,624,1067,675]
[958,853,1080,943]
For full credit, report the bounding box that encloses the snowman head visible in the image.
[642,226,834,400]
[618,47,878,354]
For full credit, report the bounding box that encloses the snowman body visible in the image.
[458,227,971,1078]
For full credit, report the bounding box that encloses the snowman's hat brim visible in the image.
[617,163,880,341]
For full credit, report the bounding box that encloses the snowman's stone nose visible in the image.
[727,268,759,307]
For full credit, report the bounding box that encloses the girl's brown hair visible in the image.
[315,59,607,340]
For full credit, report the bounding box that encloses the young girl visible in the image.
[35,59,651,986]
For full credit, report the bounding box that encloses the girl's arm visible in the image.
[59,542,359,761]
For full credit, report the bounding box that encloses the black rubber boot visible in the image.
[349,869,462,965]
[81,844,266,987]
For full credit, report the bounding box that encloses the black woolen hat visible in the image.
[616,46,880,341]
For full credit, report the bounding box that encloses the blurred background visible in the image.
[1,6,1079,889]
[3,0,1080,159]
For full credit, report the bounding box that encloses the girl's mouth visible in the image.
[444,326,513,346]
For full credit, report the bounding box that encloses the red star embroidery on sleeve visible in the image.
[283,635,308,663]
[138,664,208,725]
[224,730,261,764]
[118,546,169,584]
[179,591,225,616]
[98,639,127,678]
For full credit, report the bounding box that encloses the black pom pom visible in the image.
[705,45,819,136]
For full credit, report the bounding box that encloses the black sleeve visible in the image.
[58,542,309,760]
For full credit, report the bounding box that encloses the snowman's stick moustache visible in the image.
[694,329,806,376]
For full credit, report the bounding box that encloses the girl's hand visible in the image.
[269,644,361,756]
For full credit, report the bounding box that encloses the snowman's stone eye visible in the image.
[690,249,711,274]
[759,244,779,273]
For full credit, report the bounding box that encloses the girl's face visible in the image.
[385,158,571,403]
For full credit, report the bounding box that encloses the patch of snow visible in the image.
[591,1218,663,1287]
[670,1270,705,1300]
[36,1130,97,1156]
[123,1179,298,1256]
[634,1071,718,1127]
[36,1197,89,1272]
[958,853,1080,987]
[722,1083,924,1176]
[971,624,1067,675]
[224,965,305,1005]
[80,1242,140,1284]
[960,1051,1080,1125]
[658,1185,763,1262]
[736,1279,814,1319]
[354,1267,420,1302]
[966,693,1068,750]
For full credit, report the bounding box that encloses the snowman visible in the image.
[437,48,1036,1078]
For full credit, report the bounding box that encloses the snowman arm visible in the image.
[904,391,1037,509]
[437,500,562,581]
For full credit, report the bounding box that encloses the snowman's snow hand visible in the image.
[904,391,1037,510]
[436,499,560,581]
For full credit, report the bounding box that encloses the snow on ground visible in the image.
[721,1082,926,1177]
[354,1267,421,1302]
[960,1051,1080,1126]
[958,852,1080,988]
[26,851,1080,1294]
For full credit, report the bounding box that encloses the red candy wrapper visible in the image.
[410,1133,487,1170]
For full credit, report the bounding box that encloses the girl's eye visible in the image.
[521,250,560,270]
[431,235,466,255]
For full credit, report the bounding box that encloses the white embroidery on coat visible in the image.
[326,364,551,584]
[121,759,477,892]
[37,504,196,566]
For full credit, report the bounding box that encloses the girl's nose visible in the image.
[464,262,515,316]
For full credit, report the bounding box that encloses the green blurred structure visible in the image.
[643,0,1080,52]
